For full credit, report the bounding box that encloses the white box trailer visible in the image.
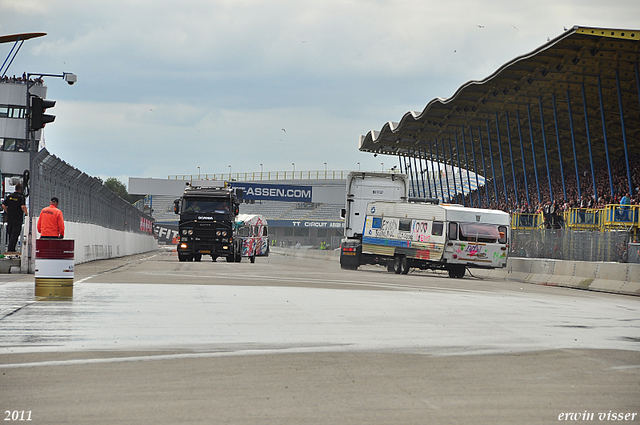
[357,201,510,278]
[340,172,409,270]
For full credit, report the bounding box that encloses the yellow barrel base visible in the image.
[35,278,74,299]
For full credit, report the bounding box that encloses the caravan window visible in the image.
[399,219,412,232]
[237,226,250,237]
[498,226,508,244]
[262,226,268,236]
[432,221,443,236]
[459,223,500,243]
[448,222,458,240]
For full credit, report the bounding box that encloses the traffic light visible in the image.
[30,95,56,131]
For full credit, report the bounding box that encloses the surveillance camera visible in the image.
[63,73,77,85]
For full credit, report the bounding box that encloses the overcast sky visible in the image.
[2,0,639,184]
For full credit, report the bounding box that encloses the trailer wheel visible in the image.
[250,254,255,263]
[448,265,465,278]
[392,256,403,274]
[400,257,410,274]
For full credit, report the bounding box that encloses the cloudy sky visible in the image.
[2,0,639,184]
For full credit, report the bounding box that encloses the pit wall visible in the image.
[21,219,157,272]
[478,257,640,297]
[270,247,640,297]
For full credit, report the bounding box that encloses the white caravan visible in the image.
[359,200,510,278]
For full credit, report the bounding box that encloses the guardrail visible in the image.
[168,170,352,181]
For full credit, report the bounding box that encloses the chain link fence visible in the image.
[510,229,631,263]
[29,149,153,233]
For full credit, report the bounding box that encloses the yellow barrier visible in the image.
[565,208,602,230]
[601,204,639,233]
[512,213,544,230]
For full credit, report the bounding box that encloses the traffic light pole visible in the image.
[24,72,76,273]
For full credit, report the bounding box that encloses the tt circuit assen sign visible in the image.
[231,182,312,202]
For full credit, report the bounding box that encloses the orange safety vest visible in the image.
[37,205,65,237]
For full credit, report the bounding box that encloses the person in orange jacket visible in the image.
[37,197,65,239]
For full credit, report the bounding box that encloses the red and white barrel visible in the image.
[35,239,75,299]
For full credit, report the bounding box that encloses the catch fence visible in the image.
[29,149,153,234]
[510,229,632,263]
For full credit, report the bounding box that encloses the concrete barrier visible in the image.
[270,247,640,297]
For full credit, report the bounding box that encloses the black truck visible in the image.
[174,182,243,262]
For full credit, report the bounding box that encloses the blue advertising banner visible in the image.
[231,182,312,202]
[268,220,344,229]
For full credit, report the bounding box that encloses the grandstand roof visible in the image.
[359,26,639,181]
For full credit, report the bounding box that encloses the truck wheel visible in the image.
[340,263,358,270]
[387,261,394,273]
[194,254,202,262]
[226,254,234,262]
[178,254,187,262]
[211,255,218,262]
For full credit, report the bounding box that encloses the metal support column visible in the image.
[527,104,542,204]
[597,75,614,197]
[422,146,432,198]
[538,97,554,202]
[494,113,508,204]
[435,141,445,201]
[429,142,437,199]
[407,154,417,198]
[478,126,489,206]
[441,138,451,202]
[454,132,466,206]
[428,143,436,199]
[485,120,499,205]
[469,126,481,208]
[581,83,598,200]
[505,112,519,206]
[551,93,567,201]
[515,110,530,206]
[460,126,473,207]
[615,69,633,197]
[410,149,420,197]
[565,90,581,200]
[447,139,458,203]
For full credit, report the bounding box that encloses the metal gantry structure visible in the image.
[359,26,640,208]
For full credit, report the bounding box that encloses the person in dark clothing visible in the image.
[2,183,28,252]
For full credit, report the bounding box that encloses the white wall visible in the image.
[21,218,157,272]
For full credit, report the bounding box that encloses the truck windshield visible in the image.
[183,199,230,214]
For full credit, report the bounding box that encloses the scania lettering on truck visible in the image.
[174,181,242,262]
[339,172,408,270]
[361,200,510,278]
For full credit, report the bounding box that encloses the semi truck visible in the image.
[339,172,510,278]
[174,181,243,262]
